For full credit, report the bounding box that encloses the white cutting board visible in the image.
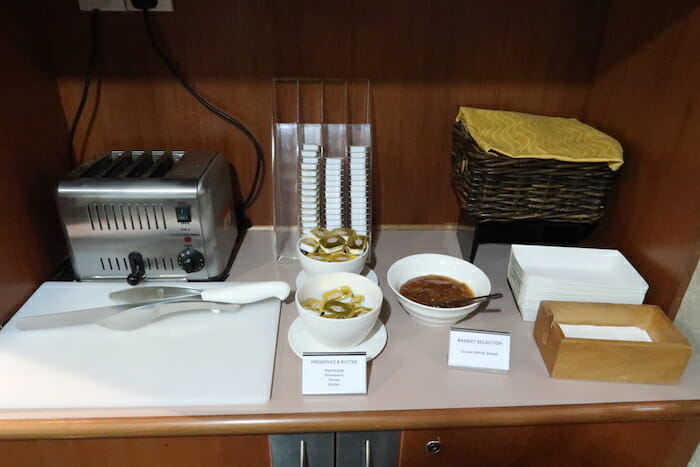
[0,281,281,410]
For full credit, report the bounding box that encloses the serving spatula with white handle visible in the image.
[95,301,241,330]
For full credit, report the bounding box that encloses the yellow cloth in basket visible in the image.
[456,107,623,171]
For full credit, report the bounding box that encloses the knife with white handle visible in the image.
[108,281,291,305]
[199,282,291,304]
[16,282,291,331]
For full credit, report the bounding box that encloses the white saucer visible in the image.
[287,317,387,361]
[295,268,378,289]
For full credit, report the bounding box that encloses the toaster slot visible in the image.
[82,153,129,178]
[118,153,152,178]
[72,151,186,179]
[118,151,169,178]
[103,153,134,178]
[77,154,117,178]
[144,153,176,178]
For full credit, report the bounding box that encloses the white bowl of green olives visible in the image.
[297,228,369,277]
[295,272,382,348]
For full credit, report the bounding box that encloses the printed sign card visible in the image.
[302,352,367,395]
[448,328,511,372]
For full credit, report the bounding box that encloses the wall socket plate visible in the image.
[125,0,174,12]
[78,0,174,12]
[78,0,125,11]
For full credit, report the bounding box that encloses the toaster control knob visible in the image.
[177,248,205,273]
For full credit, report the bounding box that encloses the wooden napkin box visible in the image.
[533,301,693,384]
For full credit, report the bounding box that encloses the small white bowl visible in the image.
[296,272,382,348]
[387,254,491,326]
[297,237,368,277]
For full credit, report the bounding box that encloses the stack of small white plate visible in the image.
[324,157,344,231]
[299,144,321,234]
[507,244,649,321]
[348,146,370,236]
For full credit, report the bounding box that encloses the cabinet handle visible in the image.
[299,439,306,467]
[425,438,441,454]
[364,439,371,467]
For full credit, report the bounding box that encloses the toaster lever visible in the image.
[127,252,146,286]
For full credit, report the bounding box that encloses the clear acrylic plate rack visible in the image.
[272,79,373,262]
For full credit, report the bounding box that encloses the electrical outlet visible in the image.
[125,0,174,12]
[78,0,174,12]
[78,0,126,11]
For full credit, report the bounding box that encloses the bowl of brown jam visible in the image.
[387,254,492,326]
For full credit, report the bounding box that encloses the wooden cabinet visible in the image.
[399,421,700,467]
[269,431,400,467]
[1,2,699,466]
[0,435,270,467]
[2,421,698,467]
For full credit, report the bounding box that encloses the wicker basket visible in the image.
[451,121,617,223]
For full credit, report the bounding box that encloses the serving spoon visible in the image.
[430,293,503,308]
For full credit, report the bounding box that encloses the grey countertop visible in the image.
[2,228,699,422]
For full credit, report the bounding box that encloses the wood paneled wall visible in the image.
[48,0,608,226]
[585,0,700,316]
[1,0,697,317]
[0,4,71,321]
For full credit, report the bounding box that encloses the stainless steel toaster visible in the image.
[57,150,238,284]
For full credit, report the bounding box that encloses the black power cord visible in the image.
[67,9,100,165]
[133,1,264,223]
